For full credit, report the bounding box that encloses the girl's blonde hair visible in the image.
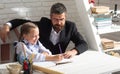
[19,22,38,41]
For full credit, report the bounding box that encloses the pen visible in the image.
[58,44,62,54]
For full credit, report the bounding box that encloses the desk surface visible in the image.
[49,50,120,74]
[1,50,120,74]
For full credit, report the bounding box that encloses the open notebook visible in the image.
[55,58,72,65]
[33,58,72,67]
[33,58,72,74]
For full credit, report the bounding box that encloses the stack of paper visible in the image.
[94,14,112,30]
[91,6,109,14]
[101,38,114,50]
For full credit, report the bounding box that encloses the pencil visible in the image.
[58,44,62,54]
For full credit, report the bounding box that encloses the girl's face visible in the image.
[23,27,39,45]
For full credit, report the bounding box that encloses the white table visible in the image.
[1,50,120,74]
[49,50,120,74]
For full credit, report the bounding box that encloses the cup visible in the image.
[6,63,22,74]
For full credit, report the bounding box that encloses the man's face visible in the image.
[51,13,66,32]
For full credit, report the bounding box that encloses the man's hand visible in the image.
[63,49,78,59]
[0,24,10,43]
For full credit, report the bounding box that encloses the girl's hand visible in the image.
[45,54,64,61]
[42,52,49,56]
[54,54,64,61]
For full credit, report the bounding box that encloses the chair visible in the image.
[13,41,18,62]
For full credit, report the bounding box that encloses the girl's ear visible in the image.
[23,34,27,39]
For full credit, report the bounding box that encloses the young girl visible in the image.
[16,22,63,63]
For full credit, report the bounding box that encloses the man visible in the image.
[0,3,88,58]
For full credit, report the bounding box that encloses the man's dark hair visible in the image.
[50,3,67,14]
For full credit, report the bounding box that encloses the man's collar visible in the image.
[52,27,61,34]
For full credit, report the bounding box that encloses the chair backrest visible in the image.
[13,41,18,62]
[13,28,20,62]
[0,28,20,63]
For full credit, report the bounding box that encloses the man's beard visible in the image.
[53,24,63,33]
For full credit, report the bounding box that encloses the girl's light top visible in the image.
[16,39,52,62]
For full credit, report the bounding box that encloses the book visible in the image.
[91,6,109,14]
[33,58,72,67]
[33,59,72,74]
[54,58,72,65]
[101,38,114,50]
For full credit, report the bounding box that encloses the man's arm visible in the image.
[8,19,31,30]
[0,24,10,43]
[0,19,31,43]
[64,22,88,58]
[71,23,88,54]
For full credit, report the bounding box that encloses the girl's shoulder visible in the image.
[16,42,26,47]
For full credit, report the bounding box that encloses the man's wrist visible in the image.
[71,49,78,55]
[3,24,10,32]
[6,22,12,28]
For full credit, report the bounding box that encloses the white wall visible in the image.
[0,0,83,31]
